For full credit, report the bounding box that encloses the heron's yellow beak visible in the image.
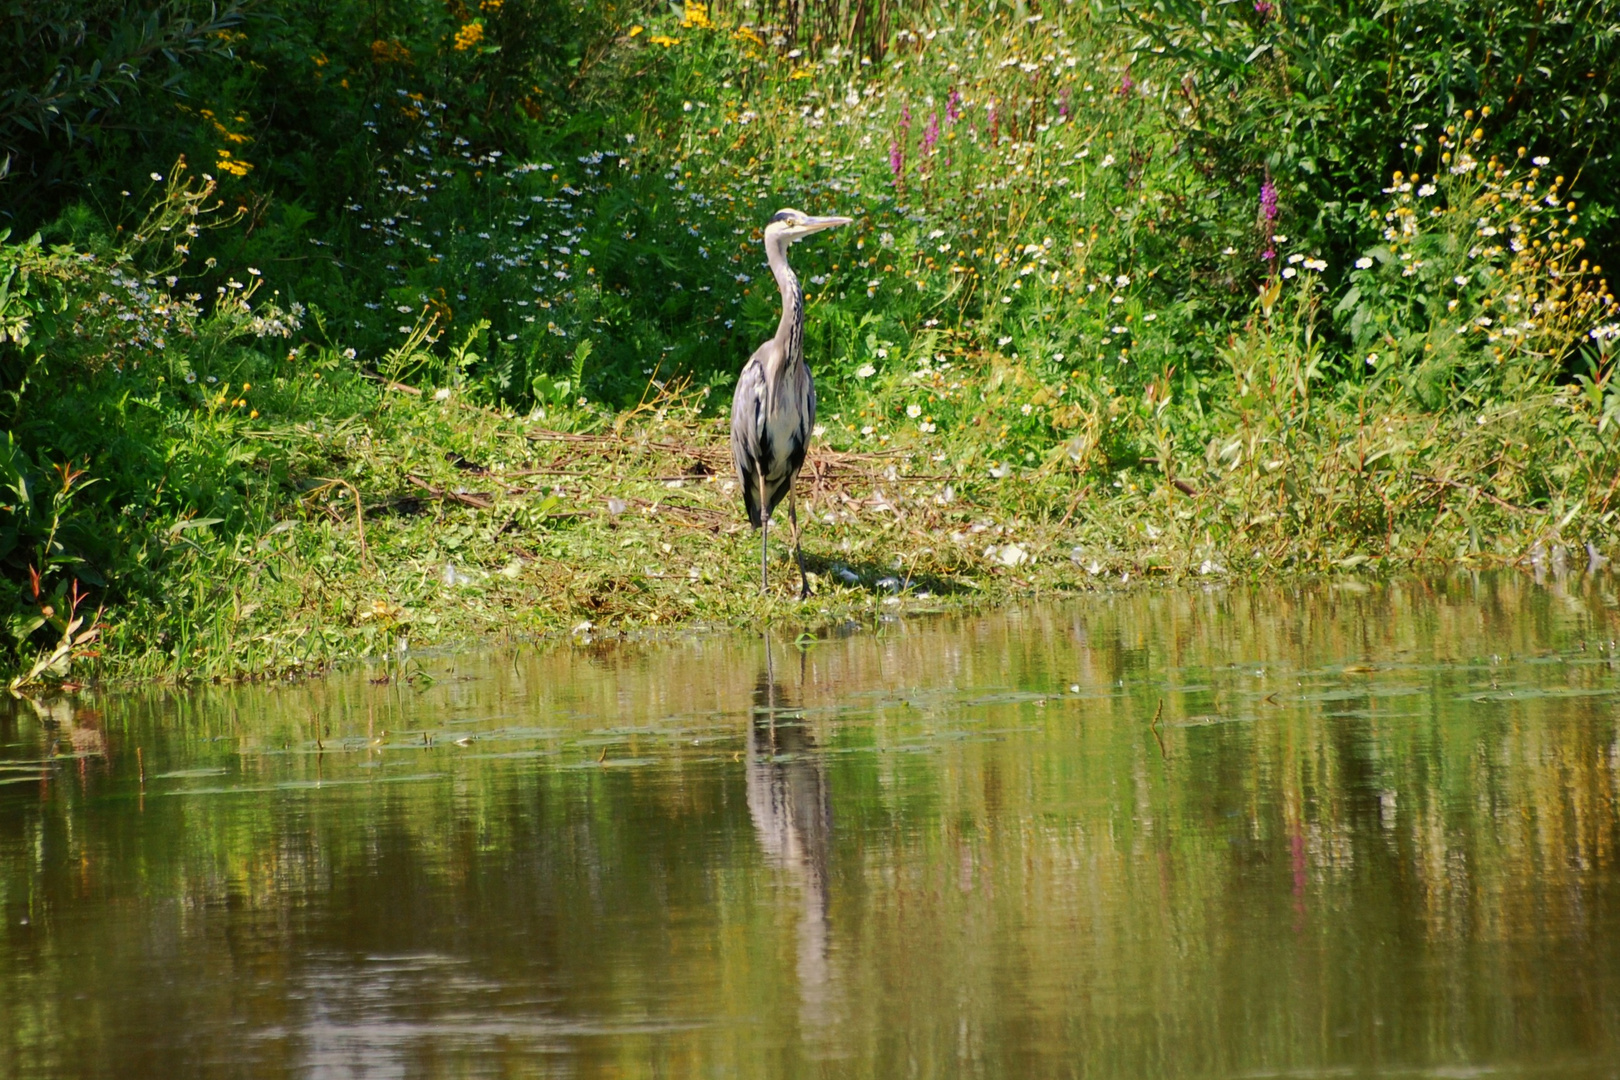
[800,214,853,233]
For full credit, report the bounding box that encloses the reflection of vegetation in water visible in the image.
[2,577,1619,1072]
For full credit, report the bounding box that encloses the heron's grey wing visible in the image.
[730,349,770,529]
[791,370,816,477]
[763,357,814,520]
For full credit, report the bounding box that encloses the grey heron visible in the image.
[730,207,852,598]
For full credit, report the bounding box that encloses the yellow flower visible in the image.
[358,599,406,623]
[215,149,253,176]
[732,25,765,47]
[649,33,680,46]
[628,24,644,37]
[680,0,712,29]
[370,38,411,64]
[789,68,813,80]
[453,21,484,51]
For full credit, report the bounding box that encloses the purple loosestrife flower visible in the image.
[947,90,962,122]
[1119,72,1135,96]
[1254,0,1274,18]
[1259,178,1279,260]
[1059,86,1071,118]
[889,138,904,184]
[1260,178,1279,223]
[901,107,912,131]
[924,112,939,154]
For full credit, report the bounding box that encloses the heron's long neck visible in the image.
[765,235,804,379]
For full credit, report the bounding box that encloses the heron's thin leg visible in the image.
[759,473,770,594]
[789,487,808,600]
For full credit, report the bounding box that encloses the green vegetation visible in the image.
[4,0,1620,684]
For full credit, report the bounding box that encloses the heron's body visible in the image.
[731,293,816,530]
[730,208,850,597]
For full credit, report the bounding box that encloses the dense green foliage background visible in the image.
[4,0,1620,682]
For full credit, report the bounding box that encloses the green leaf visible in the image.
[0,433,31,510]
[7,612,45,642]
[167,517,224,535]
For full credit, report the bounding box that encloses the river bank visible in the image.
[16,369,1605,688]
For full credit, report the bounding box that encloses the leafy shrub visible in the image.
[1120,0,1620,267]
[1335,137,1614,408]
[0,1,247,224]
[0,167,338,679]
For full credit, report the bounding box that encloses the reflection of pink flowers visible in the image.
[923,112,939,154]
[946,89,962,122]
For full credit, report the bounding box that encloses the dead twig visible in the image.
[405,474,494,510]
[621,494,729,528]
[307,478,373,571]
[1594,464,1620,515]
[1057,481,1089,530]
[359,372,423,395]
[1417,474,1533,515]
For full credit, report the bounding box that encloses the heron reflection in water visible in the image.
[746,647,836,1031]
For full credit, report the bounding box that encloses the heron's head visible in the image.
[765,208,853,245]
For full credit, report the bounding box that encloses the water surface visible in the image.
[4,575,1620,1078]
